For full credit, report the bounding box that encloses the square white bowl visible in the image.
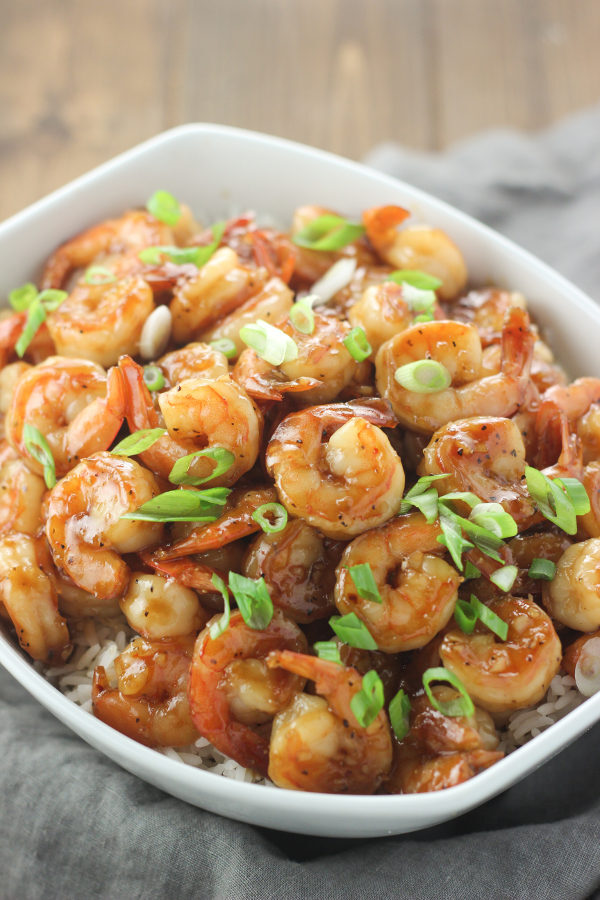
[1,124,599,838]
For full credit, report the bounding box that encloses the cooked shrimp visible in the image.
[120,573,208,640]
[544,538,600,631]
[170,247,267,343]
[481,339,566,395]
[348,281,425,358]
[363,205,467,301]
[119,355,260,485]
[92,635,199,747]
[41,209,173,289]
[390,745,503,793]
[375,308,534,434]
[452,288,527,347]
[45,452,164,603]
[0,452,46,535]
[266,401,404,539]
[290,205,377,285]
[580,461,600,538]
[266,650,393,793]
[536,378,600,468]
[156,342,229,388]
[189,610,307,775]
[243,518,340,623]
[0,533,69,661]
[440,595,562,713]
[199,276,294,357]
[46,276,154,367]
[5,357,125,478]
[335,513,461,652]
[0,312,54,369]
[0,362,30,415]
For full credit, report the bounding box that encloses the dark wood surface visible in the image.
[2,0,599,219]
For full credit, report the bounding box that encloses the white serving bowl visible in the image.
[1,124,599,838]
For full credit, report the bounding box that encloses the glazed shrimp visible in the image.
[452,288,527,347]
[234,312,368,405]
[119,355,260,485]
[0,451,46,535]
[536,378,600,468]
[5,357,125,478]
[266,651,393,793]
[92,635,199,747]
[156,342,229,388]
[348,280,435,358]
[440,595,562,713]
[189,611,307,775]
[265,401,404,539]
[120,573,208,640]
[544,538,600,631]
[170,247,267,343]
[243,518,341,623]
[335,513,462,652]
[363,205,468,301]
[290,205,378,285]
[0,534,69,662]
[41,209,173,290]
[375,307,534,434]
[45,452,164,604]
[46,276,154,367]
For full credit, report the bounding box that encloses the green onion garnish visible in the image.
[389,689,411,741]
[16,299,46,358]
[239,319,299,367]
[313,641,343,665]
[23,424,56,489]
[139,221,225,269]
[414,312,435,323]
[143,365,166,392]
[14,288,68,358]
[388,270,442,291]
[209,573,231,639]
[121,487,230,522]
[8,283,38,311]
[399,473,449,522]
[228,572,274,631]
[555,477,591,516]
[422,667,475,718]
[394,360,451,393]
[436,513,474,571]
[289,295,317,335]
[146,190,182,226]
[84,265,117,285]
[210,337,237,360]
[292,214,365,252]
[37,289,68,311]
[329,612,378,650]
[525,466,589,535]
[469,502,518,539]
[528,558,556,581]
[111,428,166,457]
[464,560,482,580]
[347,563,382,604]
[350,670,385,728]
[169,447,235,486]
[251,502,288,534]
[489,564,518,593]
[469,594,509,640]
[343,326,372,362]
[454,598,478,634]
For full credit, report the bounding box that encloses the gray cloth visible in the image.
[2,105,600,900]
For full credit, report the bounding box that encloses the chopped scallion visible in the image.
[343,326,372,362]
[210,337,237,360]
[143,365,166,392]
[422,667,475,718]
[394,359,451,393]
[168,447,235,486]
[347,563,382,604]
[388,689,411,741]
[528,558,556,581]
[239,319,299,367]
[329,612,378,650]
[252,502,288,534]
[228,572,273,630]
[23,424,56,489]
[292,214,365,252]
[313,641,343,665]
[350,669,385,728]
[146,189,182,226]
[489,564,518,593]
[84,265,116,285]
[209,574,231,639]
[388,269,442,291]
[289,295,317,335]
[111,428,166,457]
[469,594,509,640]
[121,487,230,522]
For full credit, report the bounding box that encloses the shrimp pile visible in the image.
[1,194,597,797]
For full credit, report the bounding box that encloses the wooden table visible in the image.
[2,0,599,220]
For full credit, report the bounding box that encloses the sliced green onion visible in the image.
[210,337,237,360]
[343,326,372,362]
[470,594,509,640]
[84,265,116,285]
[464,560,482,580]
[389,689,411,741]
[8,283,38,311]
[292,214,365,252]
[525,466,578,535]
[469,502,518,539]
[23,423,56,489]
[146,189,182,226]
[111,428,166,457]
[399,284,437,318]
[350,670,385,728]
[142,365,166,392]
[289,295,317,335]
[394,360,451,393]
[347,563,382,604]
[528,558,556,581]
[329,612,378,650]
[168,447,235,486]
[414,312,434,323]
[15,287,67,358]
[209,573,231,639]
[37,289,68,311]
[554,477,591,516]
[251,502,288,534]
[16,299,46,358]
[239,319,299,367]
[121,487,230,522]
[439,491,481,509]
[399,487,439,523]
[454,598,478,634]
[422,667,475,718]
[489,564,518,593]
[139,221,225,269]
[457,515,505,563]
[436,513,473,571]
[388,269,442,291]
[313,641,343,665]
[228,572,273,630]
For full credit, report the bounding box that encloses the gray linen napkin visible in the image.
[2,104,600,900]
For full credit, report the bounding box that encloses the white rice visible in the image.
[41,618,585,784]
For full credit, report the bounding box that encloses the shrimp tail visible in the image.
[267,649,347,696]
[140,551,223,592]
[500,306,535,382]
[118,354,161,430]
[362,205,411,250]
